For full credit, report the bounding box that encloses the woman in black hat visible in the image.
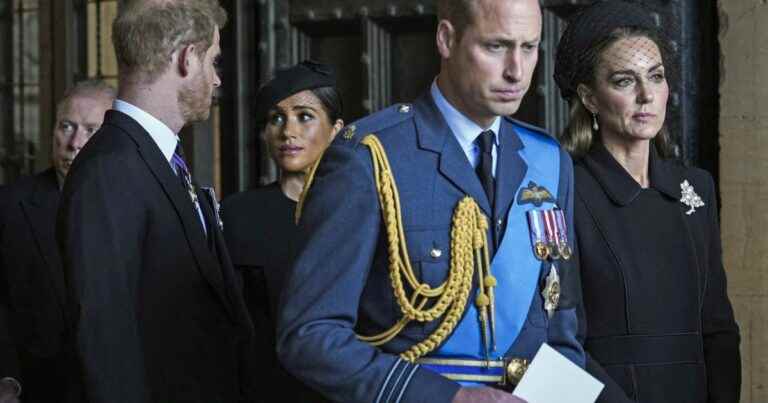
[554,2,740,402]
[221,60,342,401]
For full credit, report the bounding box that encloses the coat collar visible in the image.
[27,168,60,208]
[413,92,493,216]
[494,119,527,219]
[413,93,529,219]
[582,142,681,206]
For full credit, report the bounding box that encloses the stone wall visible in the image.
[718,0,768,401]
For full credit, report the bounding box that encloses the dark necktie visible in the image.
[475,130,495,209]
[172,143,206,234]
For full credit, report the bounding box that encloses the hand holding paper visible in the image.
[513,344,604,403]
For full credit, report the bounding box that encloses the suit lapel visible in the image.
[197,190,248,319]
[494,120,527,219]
[414,94,492,216]
[108,111,235,320]
[22,169,66,306]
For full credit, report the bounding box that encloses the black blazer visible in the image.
[0,303,19,381]
[57,110,256,403]
[0,169,66,358]
[574,145,740,403]
[0,183,21,380]
[0,168,77,401]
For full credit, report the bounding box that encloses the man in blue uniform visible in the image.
[276,0,585,402]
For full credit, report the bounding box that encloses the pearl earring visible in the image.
[592,112,599,131]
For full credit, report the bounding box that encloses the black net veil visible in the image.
[553,0,678,103]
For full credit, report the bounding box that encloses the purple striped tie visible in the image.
[172,143,206,234]
[172,145,198,206]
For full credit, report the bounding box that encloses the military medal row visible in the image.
[526,208,572,261]
[526,208,570,319]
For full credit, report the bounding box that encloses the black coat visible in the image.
[0,168,78,402]
[57,110,256,403]
[574,145,740,403]
[221,183,327,402]
[0,185,21,382]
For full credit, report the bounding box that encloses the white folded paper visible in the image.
[512,343,604,403]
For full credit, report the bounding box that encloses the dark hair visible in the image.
[255,86,344,132]
[310,86,343,123]
[560,26,674,158]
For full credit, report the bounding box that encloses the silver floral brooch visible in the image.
[680,180,705,215]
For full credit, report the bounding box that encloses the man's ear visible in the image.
[436,20,456,59]
[176,43,197,78]
[577,83,598,114]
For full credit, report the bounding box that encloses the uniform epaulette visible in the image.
[335,103,415,147]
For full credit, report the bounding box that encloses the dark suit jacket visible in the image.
[0,168,80,403]
[57,110,256,403]
[0,302,19,380]
[0,169,66,356]
[0,183,21,380]
[574,144,740,403]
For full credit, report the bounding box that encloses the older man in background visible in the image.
[0,80,115,403]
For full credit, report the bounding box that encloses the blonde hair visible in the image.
[112,0,227,81]
[561,101,594,157]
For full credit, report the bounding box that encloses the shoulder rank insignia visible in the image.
[680,180,704,215]
[342,125,356,140]
[517,181,555,207]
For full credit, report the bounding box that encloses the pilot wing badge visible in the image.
[517,181,555,207]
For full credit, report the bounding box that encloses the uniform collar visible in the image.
[583,142,681,206]
[430,80,500,155]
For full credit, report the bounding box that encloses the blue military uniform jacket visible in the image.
[277,92,585,403]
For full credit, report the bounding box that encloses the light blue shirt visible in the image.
[113,99,206,234]
[430,81,500,177]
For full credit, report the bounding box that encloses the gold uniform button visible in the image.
[505,358,529,385]
[430,248,442,259]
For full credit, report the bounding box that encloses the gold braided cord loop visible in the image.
[358,134,493,362]
[295,151,325,225]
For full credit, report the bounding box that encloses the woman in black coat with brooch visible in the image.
[553,2,740,402]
